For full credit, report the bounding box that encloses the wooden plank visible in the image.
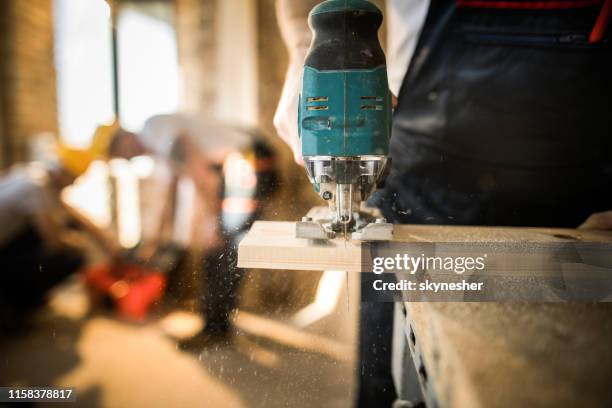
[238,221,362,272]
[237,221,612,272]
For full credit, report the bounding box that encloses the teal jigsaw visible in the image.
[300,66,391,157]
[296,0,394,241]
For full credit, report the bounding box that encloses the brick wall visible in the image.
[0,0,58,167]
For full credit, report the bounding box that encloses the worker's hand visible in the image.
[108,241,124,261]
[109,251,125,270]
[579,211,612,230]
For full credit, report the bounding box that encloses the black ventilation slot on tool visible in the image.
[307,106,329,111]
[360,96,383,110]
[307,96,329,102]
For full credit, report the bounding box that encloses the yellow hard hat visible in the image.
[89,121,120,158]
[55,120,120,176]
[57,144,96,177]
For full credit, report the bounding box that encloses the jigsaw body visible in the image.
[297,0,393,241]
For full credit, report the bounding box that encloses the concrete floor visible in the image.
[0,279,356,408]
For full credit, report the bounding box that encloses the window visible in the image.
[54,0,114,148]
[54,0,180,144]
[117,2,180,132]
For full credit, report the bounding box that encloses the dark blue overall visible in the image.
[360,1,611,406]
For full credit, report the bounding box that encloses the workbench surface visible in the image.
[402,302,612,407]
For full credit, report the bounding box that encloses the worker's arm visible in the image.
[59,199,121,257]
[273,0,321,164]
[31,212,64,251]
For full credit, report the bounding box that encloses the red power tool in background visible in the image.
[84,243,186,321]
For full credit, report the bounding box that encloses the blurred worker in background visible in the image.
[275,0,611,406]
[109,114,278,347]
[0,148,118,327]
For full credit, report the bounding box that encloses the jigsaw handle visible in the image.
[305,0,385,72]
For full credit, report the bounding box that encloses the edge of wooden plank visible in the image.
[237,221,362,272]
